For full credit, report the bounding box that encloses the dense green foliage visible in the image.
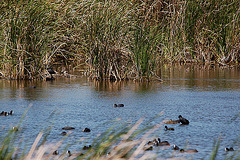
[0,0,239,80]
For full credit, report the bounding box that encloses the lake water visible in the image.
[0,64,240,159]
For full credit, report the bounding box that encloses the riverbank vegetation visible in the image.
[0,0,239,80]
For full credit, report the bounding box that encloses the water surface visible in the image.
[1,64,240,159]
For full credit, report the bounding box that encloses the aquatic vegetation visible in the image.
[0,0,239,80]
[0,1,52,79]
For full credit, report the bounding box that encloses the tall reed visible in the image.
[184,0,240,63]
[0,0,239,80]
[130,23,161,80]
[0,0,54,79]
[75,0,133,80]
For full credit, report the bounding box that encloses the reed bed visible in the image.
[0,0,239,80]
[0,1,51,79]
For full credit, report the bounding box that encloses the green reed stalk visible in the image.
[130,23,161,80]
[210,137,221,160]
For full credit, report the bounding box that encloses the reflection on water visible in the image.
[159,64,240,90]
[92,80,157,93]
[0,64,240,159]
